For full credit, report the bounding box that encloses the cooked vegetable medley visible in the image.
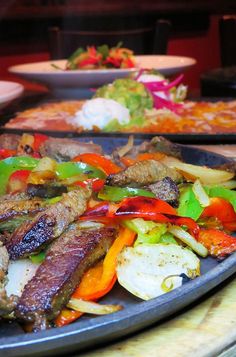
[0,133,236,332]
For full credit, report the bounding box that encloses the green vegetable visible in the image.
[177,185,204,220]
[98,185,155,202]
[67,47,85,69]
[0,216,30,233]
[30,251,46,264]
[159,232,177,245]
[56,162,106,180]
[0,156,39,195]
[124,218,168,246]
[206,186,236,211]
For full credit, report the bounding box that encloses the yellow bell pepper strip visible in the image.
[201,197,236,231]
[198,228,236,258]
[72,153,121,175]
[55,227,136,327]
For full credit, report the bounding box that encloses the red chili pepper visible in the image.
[198,228,236,258]
[79,57,101,67]
[72,153,120,175]
[103,57,121,68]
[7,169,31,193]
[33,133,48,152]
[121,57,135,68]
[0,149,16,159]
[201,197,236,231]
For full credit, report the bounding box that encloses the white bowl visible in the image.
[0,81,24,110]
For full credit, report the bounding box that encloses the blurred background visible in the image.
[0,0,236,96]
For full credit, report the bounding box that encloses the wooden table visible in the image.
[76,145,236,357]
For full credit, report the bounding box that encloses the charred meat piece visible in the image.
[0,134,21,150]
[150,136,182,159]
[106,159,182,187]
[39,138,103,162]
[0,242,18,316]
[0,198,44,223]
[27,183,68,199]
[6,187,91,260]
[213,161,236,175]
[16,226,117,330]
[146,177,180,207]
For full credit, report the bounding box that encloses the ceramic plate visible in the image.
[0,81,24,110]
[0,136,235,357]
[8,55,196,93]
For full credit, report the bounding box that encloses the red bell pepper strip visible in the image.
[114,197,177,216]
[201,197,236,231]
[33,133,48,153]
[0,149,16,159]
[74,178,105,192]
[72,153,121,175]
[7,169,31,193]
[81,197,199,237]
[198,228,236,258]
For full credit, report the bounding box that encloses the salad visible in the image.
[70,72,187,131]
[65,43,136,70]
[0,133,236,332]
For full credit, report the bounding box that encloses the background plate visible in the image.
[8,55,196,93]
[0,135,236,357]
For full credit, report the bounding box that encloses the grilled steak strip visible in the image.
[0,198,44,223]
[146,177,180,207]
[0,134,21,150]
[0,242,18,316]
[39,138,103,162]
[106,159,182,187]
[16,226,117,330]
[6,187,91,260]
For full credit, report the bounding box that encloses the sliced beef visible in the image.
[146,177,179,207]
[16,226,117,330]
[0,197,44,223]
[150,136,182,159]
[6,187,91,260]
[39,138,103,162]
[0,242,18,316]
[106,159,182,187]
[0,134,21,150]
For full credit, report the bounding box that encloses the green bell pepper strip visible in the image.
[177,185,204,220]
[124,218,168,246]
[206,186,236,212]
[0,156,39,195]
[98,185,155,202]
[30,251,46,264]
[56,162,106,180]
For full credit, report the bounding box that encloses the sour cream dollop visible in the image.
[71,98,130,130]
